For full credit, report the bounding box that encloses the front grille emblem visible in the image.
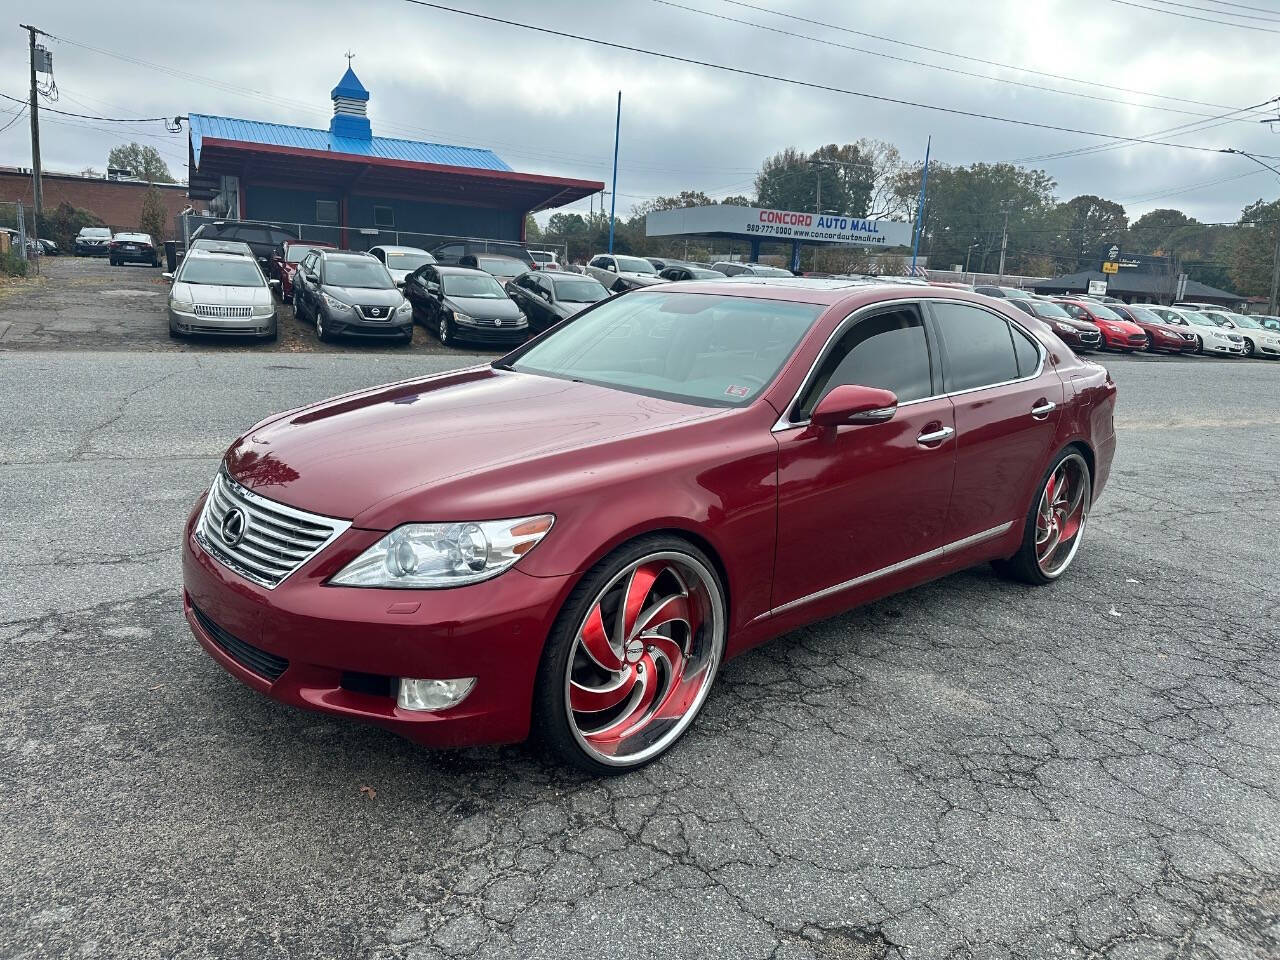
[368,307,381,316]
[220,507,247,546]
[495,318,503,326]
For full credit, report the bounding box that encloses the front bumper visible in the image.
[76,242,109,256]
[1203,340,1245,355]
[322,308,413,338]
[452,321,529,345]
[169,307,276,336]
[181,498,572,747]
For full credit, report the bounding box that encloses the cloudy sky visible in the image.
[3,0,1280,225]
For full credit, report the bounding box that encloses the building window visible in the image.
[316,200,339,224]
[373,205,395,228]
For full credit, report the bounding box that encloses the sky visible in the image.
[4,0,1280,227]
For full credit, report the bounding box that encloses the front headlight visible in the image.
[1053,321,1074,334]
[452,310,475,324]
[251,304,275,318]
[170,291,193,310]
[322,293,353,312]
[330,515,554,588]
[395,300,413,316]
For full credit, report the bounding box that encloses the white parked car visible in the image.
[584,253,667,293]
[367,245,436,286]
[1204,311,1280,358]
[1157,308,1245,356]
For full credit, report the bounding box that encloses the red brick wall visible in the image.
[0,169,190,238]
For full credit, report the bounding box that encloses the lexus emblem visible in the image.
[220,507,247,546]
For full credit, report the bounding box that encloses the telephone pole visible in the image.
[20,24,44,220]
[997,201,1012,281]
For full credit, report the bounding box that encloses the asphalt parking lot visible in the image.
[2,269,1279,960]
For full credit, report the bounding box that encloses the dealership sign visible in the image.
[646,204,914,247]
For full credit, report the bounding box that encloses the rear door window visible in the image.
[931,302,1023,392]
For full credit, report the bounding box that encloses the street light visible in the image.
[963,241,981,274]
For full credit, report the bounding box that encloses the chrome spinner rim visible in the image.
[564,551,724,767]
[1035,453,1091,578]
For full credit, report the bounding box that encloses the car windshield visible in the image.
[285,245,325,263]
[508,291,820,407]
[477,258,526,278]
[443,273,507,298]
[615,256,658,274]
[1125,306,1162,323]
[1188,313,1221,327]
[178,258,264,287]
[82,228,111,238]
[1083,303,1124,321]
[530,252,555,263]
[1229,314,1261,328]
[552,278,608,303]
[1031,301,1071,319]
[690,268,727,279]
[324,258,394,289]
[748,266,793,277]
[386,252,434,269]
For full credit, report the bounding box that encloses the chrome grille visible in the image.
[196,469,350,588]
[194,304,253,319]
[355,304,393,321]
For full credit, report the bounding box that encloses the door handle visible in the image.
[916,426,955,446]
[1031,400,1057,418]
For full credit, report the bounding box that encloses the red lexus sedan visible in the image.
[1052,297,1148,352]
[183,280,1117,773]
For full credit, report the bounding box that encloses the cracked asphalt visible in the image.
[2,300,1280,958]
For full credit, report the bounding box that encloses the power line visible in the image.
[1108,0,1280,31]
[1196,0,1280,14]
[393,0,1256,157]
[718,0,1278,118]
[650,0,1252,123]
[0,104,28,136]
[1129,0,1280,22]
[0,91,178,125]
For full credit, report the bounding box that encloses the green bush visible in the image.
[0,251,29,277]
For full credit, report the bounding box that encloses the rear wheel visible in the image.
[533,536,726,774]
[993,449,1091,586]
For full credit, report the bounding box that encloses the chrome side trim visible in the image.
[771,297,1047,433]
[764,521,1015,619]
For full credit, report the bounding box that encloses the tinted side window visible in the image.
[796,306,933,419]
[1011,325,1041,377]
[932,302,1021,392]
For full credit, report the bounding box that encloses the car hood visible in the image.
[619,273,665,285]
[224,368,720,527]
[172,283,272,306]
[444,295,522,319]
[1055,317,1099,333]
[557,301,596,316]
[323,285,404,306]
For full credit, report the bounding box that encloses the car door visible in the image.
[927,300,1062,543]
[772,301,957,611]
[298,252,320,314]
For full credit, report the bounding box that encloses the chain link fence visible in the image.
[0,200,41,275]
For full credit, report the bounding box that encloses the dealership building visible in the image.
[646,204,914,272]
[186,65,603,248]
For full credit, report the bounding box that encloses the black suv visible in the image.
[188,221,298,279]
[430,240,534,269]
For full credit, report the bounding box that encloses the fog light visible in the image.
[397,676,476,711]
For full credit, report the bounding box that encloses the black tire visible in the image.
[396,327,413,346]
[292,290,306,323]
[438,313,454,346]
[532,533,727,775]
[1242,338,1255,357]
[109,258,118,267]
[1195,335,1204,354]
[262,322,278,343]
[168,322,181,339]
[316,310,333,343]
[993,448,1093,586]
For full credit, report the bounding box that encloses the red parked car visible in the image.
[1108,303,1198,354]
[276,240,336,302]
[182,281,1117,772]
[1052,298,1148,352]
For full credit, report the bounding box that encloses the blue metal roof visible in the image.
[188,113,512,173]
[330,66,369,102]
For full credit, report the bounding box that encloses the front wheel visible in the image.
[1242,338,1255,357]
[532,536,726,774]
[438,314,454,346]
[315,310,333,343]
[993,449,1092,586]
[1195,335,1204,354]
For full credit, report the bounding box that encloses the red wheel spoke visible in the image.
[579,602,623,672]
[617,562,662,643]
[585,654,659,742]
[570,669,636,713]
[633,592,691,640]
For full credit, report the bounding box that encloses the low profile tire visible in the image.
[532,535,727,774]
[993,449,1092,586]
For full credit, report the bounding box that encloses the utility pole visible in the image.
[20,24,44,220]
[997,201,1012,281]
[607,91,621,255]
[1270,227,1280,315]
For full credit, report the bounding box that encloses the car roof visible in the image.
[627,276,927,304]
[284,239,333,247]
[436,265,498,276]
[371,245,429,254]
[184,249,259,263]
[537,270,601,280]
[468,253,525,261]
[317,249,375,259]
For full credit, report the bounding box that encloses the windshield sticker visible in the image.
[724,385,750,398]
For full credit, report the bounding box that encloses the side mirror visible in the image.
[396,279,406,288]
[811,384,899,428]
[162,272,174,281]
[606,263,617,272]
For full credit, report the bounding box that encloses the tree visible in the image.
[524,214,543,243]
[139,187,169,242]
[1227,198,1280,296]
[1128,208,1192,255]
[106,143,175,183]
[632,190,715,216]
[1056,195,1128,269]
[755,147,835,212]
[721,195,754,207]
